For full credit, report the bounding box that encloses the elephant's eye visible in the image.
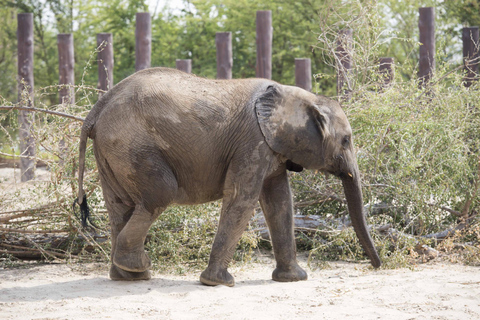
[342,136,350,147]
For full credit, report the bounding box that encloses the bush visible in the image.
[289,0,480,267]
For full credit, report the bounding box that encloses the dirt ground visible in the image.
[0,257,479,320]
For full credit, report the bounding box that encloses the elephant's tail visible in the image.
[74,91,111,229]
[74,125,91,228]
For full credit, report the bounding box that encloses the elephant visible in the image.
[75,67,381,287]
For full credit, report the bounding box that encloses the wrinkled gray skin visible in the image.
[77,67,381,286]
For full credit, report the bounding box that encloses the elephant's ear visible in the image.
[255,84,331,169]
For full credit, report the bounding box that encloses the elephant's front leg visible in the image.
[259,169,307,282]
[200,162,266,287]
[200,193,258,287]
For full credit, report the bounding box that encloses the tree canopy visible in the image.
[0,0,473,103]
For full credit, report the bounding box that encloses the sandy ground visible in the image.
[0,258,479,320]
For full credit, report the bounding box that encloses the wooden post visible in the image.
[216,32,232,79]
[97,33,114,93]
[135,12,151,72]
[256,10,272,79]
[462,26,479,88]
[58,34,75,105]
[176,59,192,73]
[57,33,74,166]
[336,29,353,99]
[379,57,394,87]
[418,7,435,87]
[295,58,312,92]
[17,13,35,181]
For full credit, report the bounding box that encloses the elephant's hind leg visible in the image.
[113,204,164,273]
[109,264,151,281]
[112,157,178,274]
[101,181,151,280]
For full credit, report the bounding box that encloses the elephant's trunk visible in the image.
[341,171,381,268]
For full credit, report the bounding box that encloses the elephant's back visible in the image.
[93,68,261,121]
[91,68,269,143]
[127,67,266,115]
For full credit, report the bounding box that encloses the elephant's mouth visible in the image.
[286,160,304,172]
[325,169,350,179]
[325,156,356,180]
[336,171,354,179]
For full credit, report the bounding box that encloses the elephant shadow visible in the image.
[0,275,274,303]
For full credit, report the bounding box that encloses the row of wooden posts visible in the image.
[13,8,480,181]
[95,11,310,88]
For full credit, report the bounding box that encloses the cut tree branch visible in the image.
[427,203,464,218]
[0,105,85,122]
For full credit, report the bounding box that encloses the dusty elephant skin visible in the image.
[76,67,381,287]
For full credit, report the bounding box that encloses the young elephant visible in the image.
[76,67,381,286]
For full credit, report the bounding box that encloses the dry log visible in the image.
[427,203,464,218]
[422,216,475,241]
[0,243,67,259]
[1,250,44,260]
[0,230,109,260]
[253,213,344,240]
[294,194,346,208]
[414,243,439,261]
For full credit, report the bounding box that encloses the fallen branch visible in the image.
[427,203,464,218]
[0,243,66,260]
[0,208,54,223]
[294,194,346,208]
[253,213,346,240]
[0,105,85,122]
[24,236,65,261]
[376,221,470,243]
[0,227,70,234]
[0,249,53,260]
[422,220,470,241]
[0,233,71,260]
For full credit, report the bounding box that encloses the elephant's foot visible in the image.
[200,266,235,287]
[109,264,151,281]
[113,249,151,273]
[272,263,308,282]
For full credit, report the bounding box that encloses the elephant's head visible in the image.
[256,84,381,268]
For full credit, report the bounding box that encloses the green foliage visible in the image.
[145,203,219,273]
[0,0,470,100]
[444,0,480,27]
[0,7,17,103]
[145,202,258,274]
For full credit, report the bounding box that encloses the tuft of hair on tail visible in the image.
[73,193,90,228]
